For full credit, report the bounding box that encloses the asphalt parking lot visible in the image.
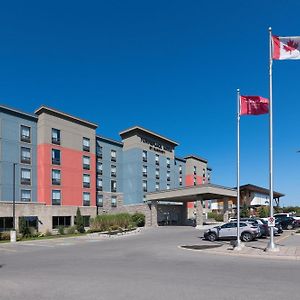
[1,227,300,300]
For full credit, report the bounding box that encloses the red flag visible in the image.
[240,96,269,115]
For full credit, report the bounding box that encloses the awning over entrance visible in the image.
[145,184,237,227]
[145,184,237,203]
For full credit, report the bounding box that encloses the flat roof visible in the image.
[184,155,208,163]
[119,126,179,146]
[0,105,38,122]
[35,106,98,129]
[146,183,237,202]
[96,135,123,147]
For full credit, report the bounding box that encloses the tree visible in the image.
[75,207,85,233]
[258,206,268,218]
[19,217,31,238]
[240,204,250,218]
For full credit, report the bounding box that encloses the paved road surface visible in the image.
[0,227,299,300]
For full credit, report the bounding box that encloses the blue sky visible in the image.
[0,1,299,205]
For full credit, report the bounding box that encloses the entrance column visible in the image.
[151,201,158,227]
[223,197,229,222]
[195,197,204,227]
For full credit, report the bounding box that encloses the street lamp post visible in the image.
[10,163,17,242]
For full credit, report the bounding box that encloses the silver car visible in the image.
[204,222,260,242]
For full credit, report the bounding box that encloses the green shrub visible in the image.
[75,207,85,233]
[207,212,224,222]
[66,226,76,235]
[131,213,145,227]
[258,206,269,218]
[90,213,134,232]
[19,217,31,238]
[240,204,250,218]
[58,226,65,235]
[0,231,11,241]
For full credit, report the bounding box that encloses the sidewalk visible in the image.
[187,231,300,261]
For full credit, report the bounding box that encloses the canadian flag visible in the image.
[272,36,300,60]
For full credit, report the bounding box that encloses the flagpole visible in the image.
[266,27,277,251]
[234,88,243,250]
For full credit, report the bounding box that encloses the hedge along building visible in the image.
[0,104,234,232]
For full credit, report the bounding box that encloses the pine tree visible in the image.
[75,207,85,233]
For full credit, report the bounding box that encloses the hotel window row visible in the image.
[51,190,91,206]
[97,194,117,208]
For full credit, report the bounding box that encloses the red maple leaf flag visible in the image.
[272,35,300,60]
[240,96,269,116]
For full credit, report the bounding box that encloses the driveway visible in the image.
[0,226,299,300]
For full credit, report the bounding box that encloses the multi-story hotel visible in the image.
[1,105,285,233]
[0,104,220,232]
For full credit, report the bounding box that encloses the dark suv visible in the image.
[275,216,297,230]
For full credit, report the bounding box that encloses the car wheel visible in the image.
[207,233,217,242]
[287,224,293,230]
[241,232,253,242]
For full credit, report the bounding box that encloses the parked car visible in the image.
[275,216,298,230]
[204,222,260,242]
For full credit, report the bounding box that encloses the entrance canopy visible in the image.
[145,184,237,203]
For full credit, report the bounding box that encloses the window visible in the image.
[20,125,31,143]
[111,150,116,162]
[97,160,103,175]
[21,168,31,185]
[96,141,103,158]
[52,128,61,145]
[52,169,61,185]
[155,182,160,191]
[97,194,103,207]
[155,168,160,179]
[155,154,159,166]
[83,174,91,188]
[202,168,206,177]
[19,216,38,230]
[179,165,182,175]
[21,147,31,164]
[83,192,90,206]
[52,216,71,229]
[21,189,31,202]
[143,165,147,177]
[208,172,211,182]
[97,176,103,191]
[52,149,61,165]
[142,180,147,192]
[193,177,196,186]
[167,183,170,190]
[167,170,170,181]
[179,177,182,186]
[167,158,170,168]
[83,137,90,152]
[193,166,197,175]
[75,215,90,227]
[142,150,147,162]
[52,190,61,205]
[0,217,13,232]
[83,156,90,170]
[111,196,117,207]
[111,165,116,177]
[111,180,117,193]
